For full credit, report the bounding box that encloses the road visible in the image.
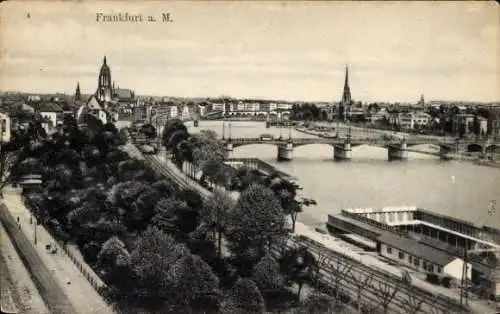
[0,204,77,314]
[1,252,18,314]
[1,219,49,314]
[1,189,114,314]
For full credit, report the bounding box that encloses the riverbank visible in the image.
[143,149,491,313]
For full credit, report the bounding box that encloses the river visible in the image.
[186,120,500,230]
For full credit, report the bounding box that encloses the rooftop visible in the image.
[377,233,456,266]
[114,88,134,100]
[36,102,63,113]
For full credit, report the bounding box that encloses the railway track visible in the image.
[131,138,469,314]
[288,236,469,314]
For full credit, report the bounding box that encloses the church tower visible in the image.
[339,65,352,121]
[96,56,113,103]
[75,82,81,102]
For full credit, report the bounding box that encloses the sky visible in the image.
[0,1,499,103]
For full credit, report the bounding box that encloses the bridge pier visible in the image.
[224,142,233,160]
[387,141,408,161]
[277,142,293,161]
[334,141,352,161]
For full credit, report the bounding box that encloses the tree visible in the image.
[279,246,317,301]
[401,289,426,314]
[226,184,285,270]
[152,197,194,236]
[152,179,178,197]
[265,174,316,233]
[166,253,221,311]
[97,236,129,272]
[141,123,157,141]
[370,281,399,314]
[101,122,118,134]
[190,130,225,165]
[347,268,373,311]
[322,256,352,309]
[202,190,235,258]
[130,227,190,298]
[230,167,264,191]
[107,180,149,210]
[297,293,337,314]
[0,139,22,193]
[220,278,265,314]
[162,119,187,149]
[251,254,284,295]
[128,188,162,231]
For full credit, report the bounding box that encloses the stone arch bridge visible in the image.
[220,137,500,161]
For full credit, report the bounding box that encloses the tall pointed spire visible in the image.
[342,65,351,104]
[344,65,349,89]
[75,82,81,101]
[103,55,107,65]
[339,65,352,121]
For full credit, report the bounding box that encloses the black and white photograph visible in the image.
[0,1,499,313]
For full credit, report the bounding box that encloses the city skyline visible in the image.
[0,1,499,103]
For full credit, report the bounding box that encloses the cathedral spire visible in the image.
[103,55,107,65]
[342,65,351,105]
[338,65,352,121]
[75,82,81,101]
[344,65,349,90]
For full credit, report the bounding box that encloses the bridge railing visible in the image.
[224,136,462,146]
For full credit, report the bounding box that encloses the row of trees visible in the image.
[8,115,339,313]
[7,114,453,313]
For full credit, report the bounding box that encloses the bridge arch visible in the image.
[231,142,278,149]
[293,143,335,149]
[466,143,483,153]
[485,144,500,154]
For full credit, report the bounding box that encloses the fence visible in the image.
[22,196,110,298]
[59,243,108,291]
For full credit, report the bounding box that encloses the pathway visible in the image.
[1,187,114,314]
[1,221,49,313]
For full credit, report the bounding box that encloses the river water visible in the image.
[186,120,500,230]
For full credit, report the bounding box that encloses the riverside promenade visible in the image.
[0,187,114,314]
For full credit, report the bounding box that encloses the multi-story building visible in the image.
[211,101,225,113]
[260,102,278,113]
[413,112,431,127]
[347,107,367,122]
[0,112,11,143]
[389,112,431,130]
[156,104,178,124]
[178,104,191,120]
[452,113,475,135]
[277,103,293,111]
[367,108,389,124]
[492,119,500,140]
[37,102,64,130]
